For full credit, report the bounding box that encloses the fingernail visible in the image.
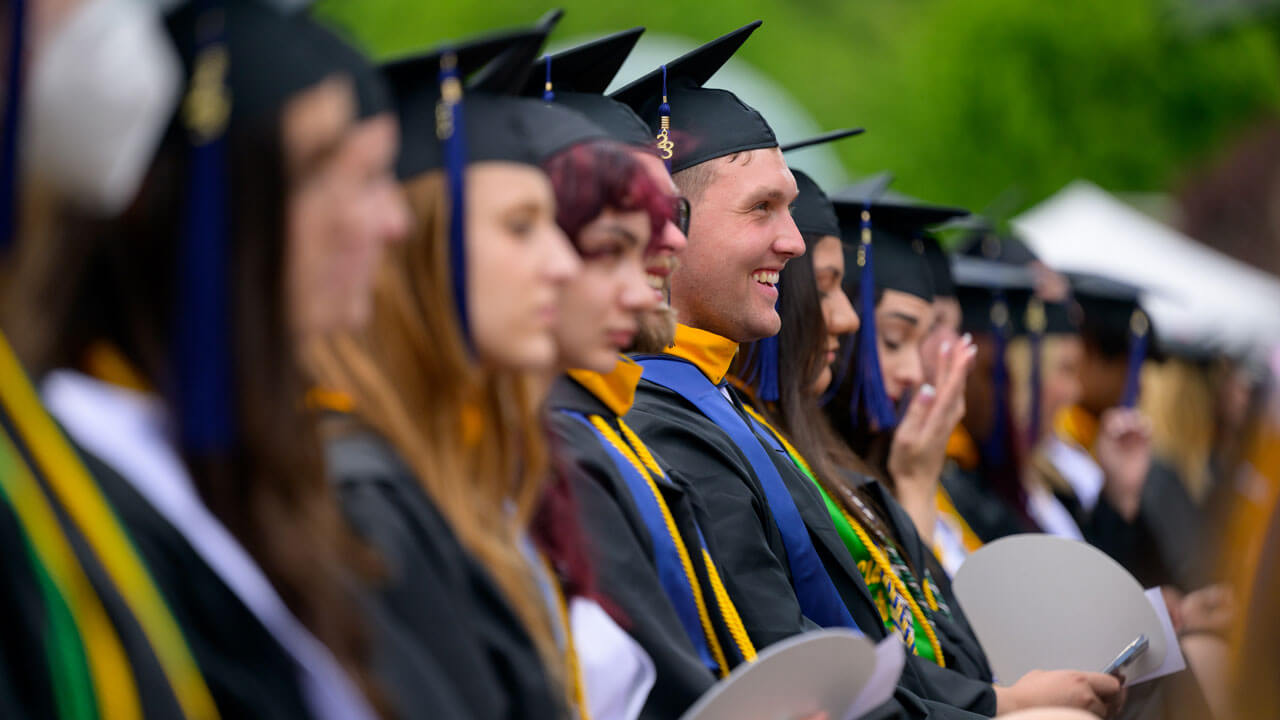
[961,333,972,345]
[967,345,978,357]
[921,384,936,397]
[940,341,952,355]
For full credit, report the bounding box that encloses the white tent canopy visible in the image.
[1012,180,1280,359]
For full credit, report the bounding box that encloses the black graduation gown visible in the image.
[0,498,65,720]
[323,420,562,720]
[939,463,1032,544]
[628,371,996,719]
[78,448,313,719]
[1043,458,1204,591]
[546,375,728,719]
[851,475,995,687]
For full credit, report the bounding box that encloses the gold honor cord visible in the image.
[588,416,733,676]
[935,487,984,554]
[0,428,140,719]
[740,406,946,667]
[616,420,757,665]
[0,335,220,719]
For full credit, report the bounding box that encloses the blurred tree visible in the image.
[315,0,1280,214]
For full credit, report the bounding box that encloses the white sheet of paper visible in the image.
[1130,588,1186,685]
[677,631,904,720]
[951,534,1167,683]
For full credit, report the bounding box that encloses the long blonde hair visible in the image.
[1140,358,1215,502]
[305,171,562,683]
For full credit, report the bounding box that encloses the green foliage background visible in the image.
[315,0,1280,213]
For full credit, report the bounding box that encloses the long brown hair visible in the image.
[3,113,376,698]
[733,233,910,559]
[305,171,563,684]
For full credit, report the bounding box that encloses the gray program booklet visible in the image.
[679,630,905,720]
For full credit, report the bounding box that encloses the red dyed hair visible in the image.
[543,139,673,253]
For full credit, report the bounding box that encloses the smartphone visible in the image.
[1102,634,1149,675]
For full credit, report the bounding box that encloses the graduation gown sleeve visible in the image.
[80,449,313,719]
[325,424,562,720]
[627,382,818,648]
[547,410,716,719]
[629,382,996,719]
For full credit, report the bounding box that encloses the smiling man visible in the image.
[613,22,997,720]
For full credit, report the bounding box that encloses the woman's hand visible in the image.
[1093,408,1151,523]
[888,334,976,543]
[994,669,1124,718]
[1180,584,1235,635]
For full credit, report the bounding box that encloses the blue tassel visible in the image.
[176,1,233,453]
[980,295,1011,467]
[747,297,781,403]
[850,202,897,431]
[1,0,26,250]
[1120,310,1147,408]
[438,52,472,351]
[542,55,554,102]
[656,65,673,171]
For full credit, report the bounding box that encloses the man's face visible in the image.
[670,148,804,343]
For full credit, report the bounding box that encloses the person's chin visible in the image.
[507,336,557,373]
[809,368,833,398]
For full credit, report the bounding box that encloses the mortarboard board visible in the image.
[611,21,777,172]
[523,28,654,150]
[467,8,563,96]
[383,29,607,180]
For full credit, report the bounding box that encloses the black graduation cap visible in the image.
[953,216,1042,266]
[833,173,970,234]
[951,255,1036,335]
[830,176,962,303]
[790,170,841,239]
[521,28,654,149]
[166,1,354,127]
[919,235,954,298]
[611,21,777,172]
[1068,272,1154,408]
[294,18,391,119]
[382,28,607,180]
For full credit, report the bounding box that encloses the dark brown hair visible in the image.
[732,234,903,549]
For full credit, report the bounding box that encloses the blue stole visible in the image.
[634,356,862,633]
[560,410,721,674]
